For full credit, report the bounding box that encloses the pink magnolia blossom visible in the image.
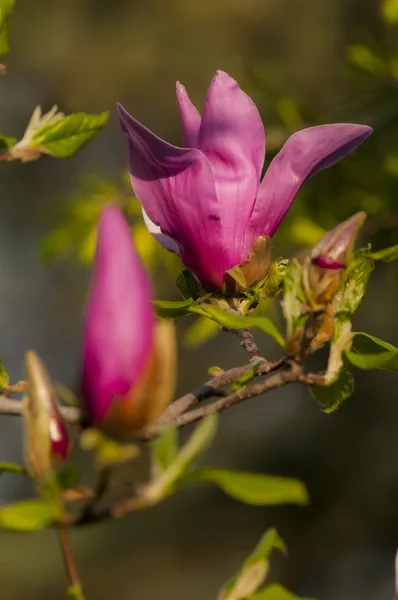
[118,71,372,293]
[80,204,176,437]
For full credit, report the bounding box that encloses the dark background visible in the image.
[1,1,398,598]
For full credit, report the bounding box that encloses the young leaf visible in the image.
[80,428,140,467]
[57,464,80,491]
[67,584,85,600]
[248,583,315,600]
[175,269,201,300]
[332,248,374,318]
[345,332,398,371]
[189,303,284,347]
[258,257,289,299]
[30,111,109,158]
[0,499,62,532]
[369,245,398,262]
[281,259,306,341]
[0,134,16,152]
[154,298,194,318]
[0,360,9,389]
[310,370,354,413]
[0,462,26,477]
[184,469,308,506]
[183,315,220,348]
[0,0,14,57]
[151,426,178,474]
[147,415,218,502]
[219,529,286,600]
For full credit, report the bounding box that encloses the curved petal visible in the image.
[198,71,265,257]
[248,124,372,241]
[118,103,229,291]
[176,82,201,148]
[81,204,154,424]
[142,208,181,255]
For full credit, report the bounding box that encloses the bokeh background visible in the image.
[1,0,398,598]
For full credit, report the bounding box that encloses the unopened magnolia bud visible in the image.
[80,205,177,438]
[303,212,366,306]
[23,351,69,480]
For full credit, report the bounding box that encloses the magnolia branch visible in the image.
[0,356,286,437]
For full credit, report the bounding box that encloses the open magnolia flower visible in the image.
[80,204,176,438]
[118,70,372,294]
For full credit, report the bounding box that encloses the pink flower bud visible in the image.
[23,351,70,479]
[303,212,366,305]
[80,204,176,438]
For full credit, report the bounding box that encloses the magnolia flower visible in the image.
[118,71,372,293]
[80,204,176,437]
[303,211,366,305]
[23,351,69,479]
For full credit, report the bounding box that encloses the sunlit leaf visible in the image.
[151,426,178,475]
[154,298,194,318]
[332,248,374,318]
[345,332,398,370]
[0,360,9,389]
[183,316,220,348]
[219,529,286,600]
[0,134,16,152]
[249,583,315,600]
[369,245,398,262]
[287,216,326,246]
[80,428,140,468]
[67,584,85,600]
[347,44,386,75]
[31,111,109,158]
[0,499,62,532]
[0,0,14,56]
[0,462,26,477]
[310,370,354,413]
[185,469,308,506]
[189,303,284,347]
[382,0,398,23]
[281,259,306,341]
[147,415,218,502]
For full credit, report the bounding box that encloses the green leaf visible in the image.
[0,499,62,532]
[175,269,201,300]
[220,529,286,599]
[189,303,284,347]
[147,415,218,501]
[183,315,220,348]
[287,216,326,246]
[256,258,289,302]
[310,370,354,413]
[382,0,398,23]
[154,297,194,318]
[57,464,80,490]
[67,584,85,600]
[332,249,374,318]
[0,0,14,57]
[345,332,398,371]
[232,363,261,391]
[80,428,140,467]
[31,111,109,158]
[0,462,26,476]
[249,583,315,600]
[347,44,386,75]
[151,426,178,474]
[184,469,308,506]
[281,259,306,341]
[0,134,16,151]
[0,360,9,389]
[369,245,398,262]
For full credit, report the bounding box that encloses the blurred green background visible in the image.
[1,0,398,598]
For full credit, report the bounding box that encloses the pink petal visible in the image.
[176,82,201,148]
[198,71,265,264]
[248,124,373,242]
[118,103,229,291]
[81,204,154,424]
